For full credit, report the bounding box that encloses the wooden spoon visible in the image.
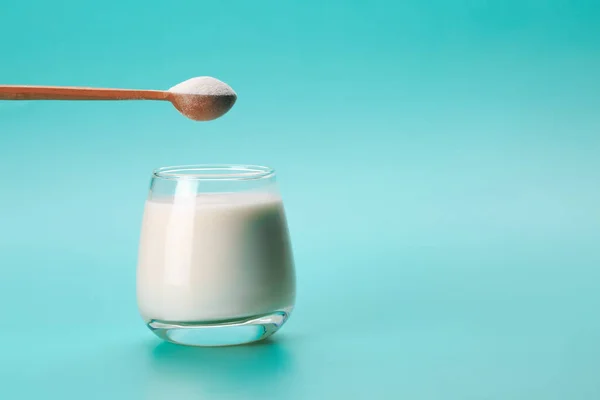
[0,76,237,121]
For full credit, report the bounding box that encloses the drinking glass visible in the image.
[137,164,296,346]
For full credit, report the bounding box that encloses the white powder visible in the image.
[169,76,236,97]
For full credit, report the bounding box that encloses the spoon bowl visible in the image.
[169,92,237,121]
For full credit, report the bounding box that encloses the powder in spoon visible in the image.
[169,76,236,97]
[168,76,237,121]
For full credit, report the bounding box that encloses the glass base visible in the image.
[146,307,293,347]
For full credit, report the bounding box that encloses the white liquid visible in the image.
[137,191,295,322]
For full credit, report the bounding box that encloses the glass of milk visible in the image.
[137,165,296,346]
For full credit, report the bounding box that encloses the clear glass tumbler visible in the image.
[137,165,296,346]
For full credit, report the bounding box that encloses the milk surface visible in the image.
[137,191,295,322]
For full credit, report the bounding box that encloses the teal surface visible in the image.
[1,1,600,398]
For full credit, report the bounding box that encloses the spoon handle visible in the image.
[0,85,169,101]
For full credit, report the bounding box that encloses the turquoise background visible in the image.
[1,0,600,398]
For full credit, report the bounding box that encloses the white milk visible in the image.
[137,191,295,322]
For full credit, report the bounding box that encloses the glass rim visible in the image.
[152,164,276,181]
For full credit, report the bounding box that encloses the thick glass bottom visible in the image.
[146,307,293,347]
